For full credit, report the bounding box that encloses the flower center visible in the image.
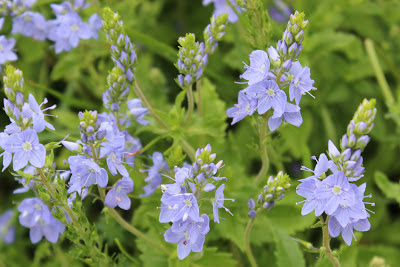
[116,185,122,193]
[34,204,42,210]
[70,24,79,31]
[184,199,192,207]
[260,64,265,73]
[0,44,3,51]
[266,88,275,96]
[184,231,190,240]
[245,104,251,112]
[24,15,32,22]
[22,142,33,152]
[332,185,342,195]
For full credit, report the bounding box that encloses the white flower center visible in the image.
[260,64,265,73]
[22,142,33,152]
[71,24,79,31]
[34,204,41,210]
[24,15,32,22]
[332,185,342,195]
[184,199,192,207]
[266,88,275,96]
[0,44,3,51]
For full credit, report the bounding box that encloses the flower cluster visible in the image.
[227,11,315,131]
[0,0,101,59]
[176,14,227,88]
[248,171,291,218]
[63,110,137,210]
[18,198,65,243]
[296,99,376,245]
[202,0,243,23]
[159,144,235,259]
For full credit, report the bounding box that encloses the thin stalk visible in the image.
[322,216,341,267]
[196,80,203,117]
[365,39,395,104]
[321,105,337,143]
[184,85,194,125]
[133,81,169,129]
[107,207,170,255]
[181,139,196,162]
[244,219,258,267]
[254,117,269,185]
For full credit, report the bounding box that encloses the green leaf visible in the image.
[374,171,400,204]
[272,226,305,267]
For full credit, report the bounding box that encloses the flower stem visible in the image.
[184,85,194,125]
[254,117,269,185]
[322,216,341,267]
[365,39,395,104]
[133,81,169,129]
[196,80,203,117]
[244,218,258,267]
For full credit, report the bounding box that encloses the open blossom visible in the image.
[164,214,210,260]
[0,210,15,244]
[0,36,18,64]
[105,177,134,210]
[226,91,257,125]
[159,193,200,223]
[12,11,48,41]
[241,50,270,85]
[287,61,314,105]
[6,129,46,171]
[267,102,302,131]
[203,0,243,23]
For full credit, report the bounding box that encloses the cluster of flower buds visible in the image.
[297,99,376,245]
[78,110,102,144]
[176,33,206,88]
[103,7,136,82]
[103,67,129,112]
[203,14,228,54]
[328,99,377,181]
[159,144,235,259]
[248,171,290,218]
[227,11,315,131]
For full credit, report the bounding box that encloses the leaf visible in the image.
[272,226,305,267]
[191,247,237,266]
[374,171,400,204]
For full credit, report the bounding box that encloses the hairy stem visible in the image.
[184,85,194,125]
[133,81,169,129]
[254,117,269,185]
[244,219,258,267]
[323,216,341,267]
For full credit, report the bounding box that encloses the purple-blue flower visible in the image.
[26,94,56,132]
[315,171,356,215]
[246,80,287,116]
[328,216,370,246]
[212,184,235,223]
[141,152,169,197]
[0,36,18,64]
[164,214,210,259]
[296,177,327,216]
[203,0,243,23]
[105,177,134,210]
[127,98,149,126]
[7,129,46,171]
[159,193,199,223]
[241,50,270,85]
[267,102,302,131]
[0,210,15,244]
[287,61,315,105]
[226,91,257,125]
[11,11,48,41]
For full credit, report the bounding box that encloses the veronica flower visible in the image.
[105,177,134,210]
[159,193,200,223]
[328,216,370,246]
[240,50,270,85]
[226,91,257,125]
[212,184,235,223]
[287,61,315,105]
[0,36,18,64]
[25,94,56,132]
[267,102,302,131]
[0,210,15,244]
[12,11,48,41]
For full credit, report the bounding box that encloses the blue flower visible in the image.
[246,80,287,116]
[88,13,102,39]
[26,94,56,132]
[328,216,370,246]
[105,177,134,210]
[0,132,12,171]
[164,214,210,259]
[0,210,15,244]
[287,61,315,105]
[203,0,243,23]
[226,91,257,125]
[7,129,46,171]
[0,36,18,64]
[67,155,108,193]
[267,102,302,131]
[296,177,327,216]
[141,152,169,197]
[315,171,356,215]
[159,193,199,223]
[212,184,235,223]
[241,50,270,85]
[12,11,48,41]
[127,98,150,126]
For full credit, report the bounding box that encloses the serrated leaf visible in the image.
[374,171,400,204]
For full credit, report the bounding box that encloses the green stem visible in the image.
[37,168,84,234]
[321,105,337,143]
[184,85,194,125]
[365,39,395,104]
[323,216,341,267]
[254,117,269,185]
[244,219,258,267]
[107,207,170,255]
[197,80,203,117]
[180,139,196,162]
[133,81,169,129]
